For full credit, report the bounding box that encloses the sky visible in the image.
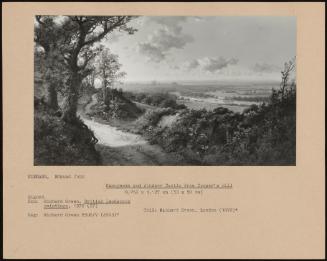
[103,16,296,83]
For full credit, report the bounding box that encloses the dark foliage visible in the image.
[136,84,296,165]
[90,88,144,120]
[34,98,101,165]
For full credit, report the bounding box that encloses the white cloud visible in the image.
[146,16,188,34]
[138,43,165,62]
[151,28,193,50]
[199,57,239,73]
[252,62,281,73]
[179,57,239,73]
[181,59,200,70]
[137,17,194,62]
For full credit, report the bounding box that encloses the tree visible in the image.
[34,16,67,110]
[280,57,296,100]
[56,16,137,122]
[97,48,126,105]
[84,65,97,89]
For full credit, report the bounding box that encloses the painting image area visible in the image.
[34,16,296,166]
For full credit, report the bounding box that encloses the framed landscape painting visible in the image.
[3,2,325,260]
[34,15,296,166]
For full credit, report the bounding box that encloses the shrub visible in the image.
[137,87,296,165]
[34,98,101,165]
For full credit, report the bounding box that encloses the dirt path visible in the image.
[79,94,179,165]
[83,93,98,115]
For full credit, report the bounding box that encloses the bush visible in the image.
[135,107,175,130]
[34,98,101,165]
[136,86,296,165]
[91,88,144,120]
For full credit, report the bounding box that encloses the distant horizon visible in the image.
[120,78,282,84]
[95,78,282,89]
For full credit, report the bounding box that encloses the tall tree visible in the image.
[34,16,66,110]
[280,57,296,100]
[97,48,126,105]
[84,65,97,89]
[57,16,137,122]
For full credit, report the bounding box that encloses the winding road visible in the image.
[78,94,179,165]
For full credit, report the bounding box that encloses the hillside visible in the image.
[87,88,144,120]
[84,80,296,165]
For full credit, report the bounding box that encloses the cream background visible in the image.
[2,2,325,259]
